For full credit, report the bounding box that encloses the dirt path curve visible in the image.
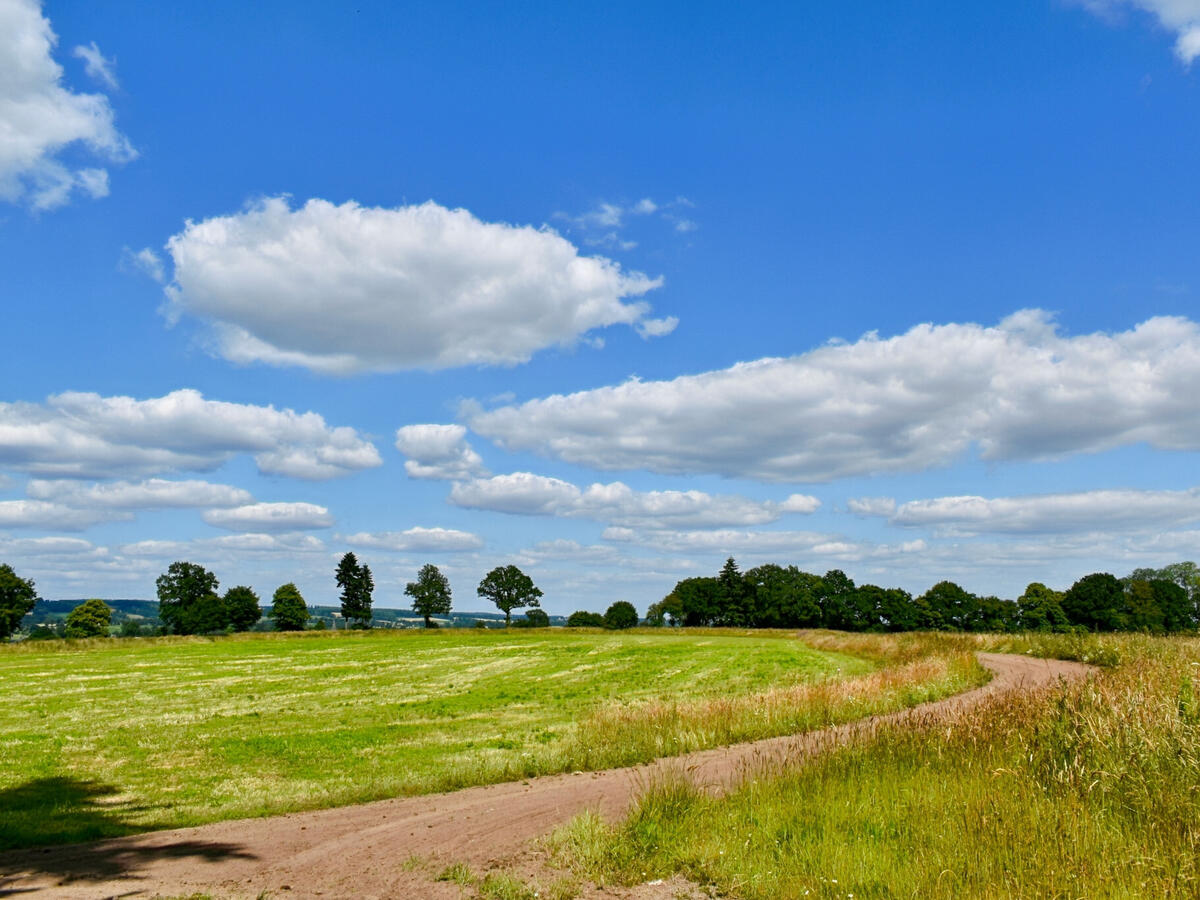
[0,652,1092,899]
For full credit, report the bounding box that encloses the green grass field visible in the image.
[0,628,982,850]
[554,632,1200,899]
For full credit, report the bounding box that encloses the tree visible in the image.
[1151,579,1193,633]
[1018,583,1070,632]
[271,583,309,631]
[64,599,111,638]
[156,561,222,635]
[817,569,859,630]
[645,593,684,627]
[477,565,542,627]
[918,581,978,631]
[673,576,722,626]
[567,610,604,627]
[224,586,262,632]
[522,608,550,627]
[337,552,374,628]
[604,600,639,630]
[716,557,754,626]
[1124,579,1165,632]
[744,565,822,628]
[0,564,37,640]
[1062,573,1126,631]
[405,563,452,627]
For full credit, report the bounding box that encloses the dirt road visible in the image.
[0,652,1091,899]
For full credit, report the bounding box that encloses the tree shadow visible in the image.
[0,777,256,891]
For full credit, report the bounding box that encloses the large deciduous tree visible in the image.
[604,600,639,630]
[337,552,374,628]
[477,565,542,627]
[0,564,37,640]
[405,563,452,628]
[224,586,263,632]
[64,599,111,638]
[1062,572,1126,632]
[156,561,223,635]
[271,583,309,631]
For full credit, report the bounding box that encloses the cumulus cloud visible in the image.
[468,311,1200,482]
[1080,0,1200,63]
[162,197,667,374]
[0,0,134,209]
[342,526,484,552]
[0,499,124,530]
[27,478,252,509]
[71,40,117,90]
[394,424,487,480]
[0,388,380,479]
[448,472,819,528]
[884,487,1200,535]
[201,502,333,532]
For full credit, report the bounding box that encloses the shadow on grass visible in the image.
[0,777,256,892]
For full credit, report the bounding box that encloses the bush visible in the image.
[567,610,605,628]
[604,601,639,630]
[473,619,490,629]
[518,609,551,628]
[119,620,144,638]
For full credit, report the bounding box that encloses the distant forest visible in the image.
[650,559,1200,634]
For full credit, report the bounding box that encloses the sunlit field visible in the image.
[0,628,982,850]
[553,633,1200,899]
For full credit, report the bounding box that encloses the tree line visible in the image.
[0,555,555,639]
[648,558,1200,633]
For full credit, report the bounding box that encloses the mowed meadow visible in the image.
[0,628,982,850]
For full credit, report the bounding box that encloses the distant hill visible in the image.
[24,599,160,627]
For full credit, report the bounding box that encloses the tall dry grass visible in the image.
[554,633,1200,898]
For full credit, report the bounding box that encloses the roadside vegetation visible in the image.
[0,628,976,850]
[552,632,1200,898]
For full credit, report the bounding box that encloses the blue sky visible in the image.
[3,0,1200,613]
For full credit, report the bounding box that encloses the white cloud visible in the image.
[1080,0,1200,63]
[468,311,1200,482]
[886,487,1200,535]
[71,40,117,90]
[560,196,694,239]
[27,477,252,509]
[121,246,165,282]
[118,539,191,557]
[0,535,104,557]
[163,197,667,374]
[0,499,124,530]
[201,502,333,532]
[848,496,898,517]
[635,316,679,339]
[0,388,381,479]
[342,527,484,552]
[203,532,326,553]
[394,424,487,480]
[0,0,134,209]
[448,472,818,528]
[600,525,926,563]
